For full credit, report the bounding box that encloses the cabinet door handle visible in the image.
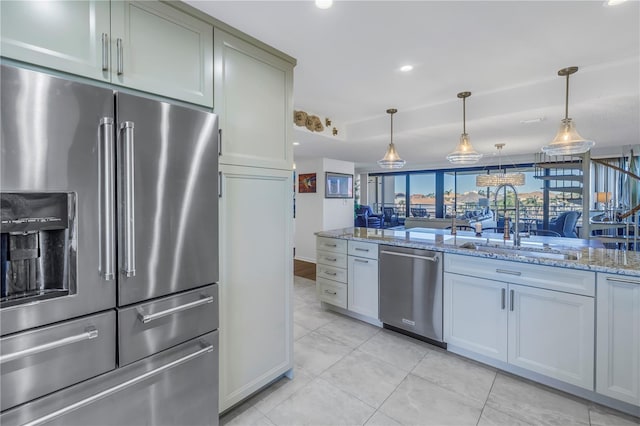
[324,289,337,295]
[101,33,109,71]
[218,171,222,198]
[324,271,337,276]
[354,258,369,263]
[501,288,506,310]
[606,276,639,285]
[354,247,369,252]
[116,38,123,75]
[324,257,337,262]
[496,268,522,276]
[510,289,514,311]
[325,243,337,248]
[218,128,222,156]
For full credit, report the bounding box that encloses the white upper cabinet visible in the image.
[214,28,293,170]
[0,1,213,107]
[110,1,213,107]
[0,0,111,81]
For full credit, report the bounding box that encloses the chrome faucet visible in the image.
[494,183,520,246]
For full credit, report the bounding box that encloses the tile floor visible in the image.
[220,276,640,426]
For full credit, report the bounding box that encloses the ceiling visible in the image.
[186,0,640,172]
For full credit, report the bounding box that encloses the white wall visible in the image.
[294,158,355,263]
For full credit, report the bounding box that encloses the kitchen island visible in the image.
[315,227,640,417]
[316,226,640,277]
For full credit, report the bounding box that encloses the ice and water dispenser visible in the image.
[1,192,75,307]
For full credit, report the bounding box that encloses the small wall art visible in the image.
[298,173,317,193]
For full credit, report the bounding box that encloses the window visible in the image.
[409,173,435,217]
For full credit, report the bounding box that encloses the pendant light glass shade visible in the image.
[378,108,406,169]
[447,92,482,164]
[543,118,594,156]
[446,133,482,164]
[476,143,525,187]
[542,67,594,156]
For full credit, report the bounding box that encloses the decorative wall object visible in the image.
[293,110,333,134]
[298,173,317,193]
[325,172,353,198]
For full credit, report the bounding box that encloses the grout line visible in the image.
[476,371,498,426]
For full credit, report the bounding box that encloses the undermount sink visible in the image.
[458,242,580,261]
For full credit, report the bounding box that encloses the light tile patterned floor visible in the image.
[220,276,640,426]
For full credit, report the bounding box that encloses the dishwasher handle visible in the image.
[380,250,439,262]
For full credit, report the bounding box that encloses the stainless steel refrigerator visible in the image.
[0,64,219,425]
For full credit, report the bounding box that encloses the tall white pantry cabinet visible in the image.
[213,28,295,412]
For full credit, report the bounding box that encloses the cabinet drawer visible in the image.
[1,310,116,411]
[317,237,347,254]
[118,284,218,366]
[1,331,218,426]
[317,278,347,309]
[348,241,378,259]
[317,249,348,269]
[444,253,595,297]
[317,264,347,284]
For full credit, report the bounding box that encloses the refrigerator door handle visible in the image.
[99,117,116,281]
[137,296,214,324]
[119,121,136,278]
[0,327,98,364]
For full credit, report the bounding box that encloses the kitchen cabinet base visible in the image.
[448,344,640,418]
[321,301,382,327]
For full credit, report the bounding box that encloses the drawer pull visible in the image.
[323,271,337,276]
[324,257,337,262]
[354,258,369,263]
[606,276,640,285]
[21,342,214,426]
[354,247,370,252]
[0,327,98,364]
[501,288,506,310]
[137,296,214,324]
[496,268,522,276]
[324,289,337,295]
[324,243,337,248]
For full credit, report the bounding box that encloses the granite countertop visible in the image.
[316,227,640,278]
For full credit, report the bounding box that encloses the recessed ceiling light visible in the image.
[400,65,413,72]
[604,0,628,6]
[293,142,300,146]
[315,0,333,9]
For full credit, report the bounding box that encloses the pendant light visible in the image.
[446,92,482,164]
[378,108,406,169]
[476,144,525,187]
[541,66,594,156]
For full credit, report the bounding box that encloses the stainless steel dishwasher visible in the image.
[379,245,445,347]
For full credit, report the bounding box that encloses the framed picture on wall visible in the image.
[325,172,353,198]
[298,173,317,193]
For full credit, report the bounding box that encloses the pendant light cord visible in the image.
[564,73,570,120]
[390,111,394,144]
[462,97,466,134]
